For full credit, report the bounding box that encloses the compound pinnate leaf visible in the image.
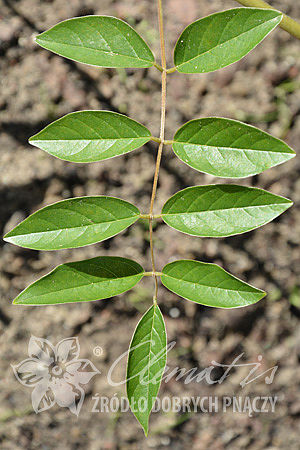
[161,185,292,237]
[4,196,140,250]
[174,8,282,73]
[161,260,265,308]
[35,16,154,68]
[13,257,144,305]
[127,305,166,436]
[173,118,295,178]
[29,111,151,163]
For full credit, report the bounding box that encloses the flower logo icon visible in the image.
[12,336,100,415]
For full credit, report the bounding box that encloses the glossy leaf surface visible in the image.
[29,111,151,163]
[127,305,166,435]
[173,118,295,178]
[162,185,292,237]
[35,16,155,68]
[161,260,265,308]
[174,8,282,73]
[4,197,140,250]
[13,257,144,305]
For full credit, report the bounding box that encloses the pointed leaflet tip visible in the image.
[174,8,284,74]
[161,260,268,308]
[33,16,155,68]
[161,185,293,238]
[11,257,144,305]
[27,111,151,163]
[127,305,166,435]
[3,196,140,251]
[172,117,296,178]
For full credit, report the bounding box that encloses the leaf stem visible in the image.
[140,214,162,220]
[234,0,300,40]
[144,272,163,277]
[154,62,164,72]
[166,67,177,74]
[149,0,167,305]
[151,137,173,145]
[151,136,161,143]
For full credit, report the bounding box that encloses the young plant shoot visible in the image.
[4,0,298,435]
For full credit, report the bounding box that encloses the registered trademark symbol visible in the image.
[93,346,103,357]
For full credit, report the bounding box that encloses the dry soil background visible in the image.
[0,0,300,449]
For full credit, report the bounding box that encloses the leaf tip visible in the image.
[12,296,21,305]
[3,232,19,247]
[3,233,12,243]
[34,34,42,44]
[259,289,267,300]
[256,8,283,20]
[268,11,283,27]
[141,421,149,437]
[275,11,284,20]
[35,32,48,48]
[28,136,39,148]
[129,402,149,436]
[284,198,294,209]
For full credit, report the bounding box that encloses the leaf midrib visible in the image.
[31,136,150,142]
[162,202,290,216]
[128,305,165,432]
[37,38,153,64]
[163,272,258,294]
[174,141,293,155]
[15,273,143,303]
[6,214,140,238]
[145,306,157,418]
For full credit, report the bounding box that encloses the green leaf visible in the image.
[127,304,166,436]
[173,118,295,178]
[35,16,155,68]
[29,111,152,163]
[4,196,140,250]
[161,185,292,237]
[13,257,144,305]
[174,8,282,73]
[161,260,265,308]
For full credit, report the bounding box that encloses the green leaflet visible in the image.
[4,196,140,250]
[29,111,152,163]
[127,305,167,436]
[35,16,154,68]
[13,257,144,305]
[173,118,295,178]
[161,260,265,308]
[174,8,282,73]
[161,185,292,237]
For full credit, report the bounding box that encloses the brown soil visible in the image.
[0,0,299,448]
